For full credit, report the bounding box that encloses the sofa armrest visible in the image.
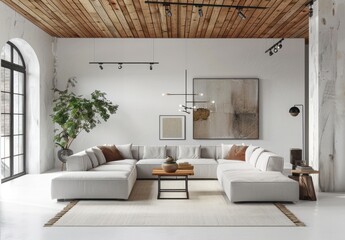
[66,151,92,171]
[256,152,284,172]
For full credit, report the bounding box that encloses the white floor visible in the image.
[1,172,345,240]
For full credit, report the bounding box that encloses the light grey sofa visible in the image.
[136,145,218,179]
[51,144,299,203]
[217,145,299,203]
[51,147,137,200]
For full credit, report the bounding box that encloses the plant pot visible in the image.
[162,163,178,173]
[57,148,73,163]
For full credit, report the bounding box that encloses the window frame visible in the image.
[1,41,26,183]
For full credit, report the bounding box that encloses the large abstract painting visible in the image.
[193,78,259,139]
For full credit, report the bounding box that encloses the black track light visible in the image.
[265,38,284,56]
[165,7,172,17]
[118,63,123,69]
[150,63,153,70]
[238,9,246,20]
[99,63,103,70]
[198,6,203,17]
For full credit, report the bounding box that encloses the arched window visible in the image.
[1,41,26,183]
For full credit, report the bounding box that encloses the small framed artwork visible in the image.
[159,115,186,140]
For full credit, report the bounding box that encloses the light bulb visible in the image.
[179,104,183,108]
[211,100,215,104]
[193,106,196,109]
[162,93,166,96]
[199,93,204,96]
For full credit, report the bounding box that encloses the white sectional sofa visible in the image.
[51,144,299,203]
[217,146,299,202]
[136,145,217,179]
[51,147,137,200]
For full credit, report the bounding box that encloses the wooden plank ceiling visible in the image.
[1,0,309,39]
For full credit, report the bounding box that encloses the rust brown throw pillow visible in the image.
[225,145,248,161]
[98,145,123,162]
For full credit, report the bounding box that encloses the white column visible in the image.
[309,0,345,191]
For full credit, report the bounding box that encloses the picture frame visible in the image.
[159,115,186,140]
[193,78,259,139]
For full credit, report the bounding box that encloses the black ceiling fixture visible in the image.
[306,0,316,18]
[265,38,284,56]
[145,1,268,19]
[90,62,159,70]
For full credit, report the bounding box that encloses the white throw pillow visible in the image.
[86,148,99,168]
[116,144,134,159]
[245,145,259,162]
[249,147,265,167]
[92,147,107,165]
[143,146,167,159]
[178,145,200,159]
[221,144,233,159]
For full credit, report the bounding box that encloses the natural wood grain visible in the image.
[1,0,310,39]
[152,168,194,176]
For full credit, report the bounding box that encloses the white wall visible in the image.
[0,2,55,173]
[56,38,305,166]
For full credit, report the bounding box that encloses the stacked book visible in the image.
[296,165,314,171]
[178,162,194,170]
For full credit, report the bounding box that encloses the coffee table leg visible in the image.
[185,176,189,199]
[157,176,161,199]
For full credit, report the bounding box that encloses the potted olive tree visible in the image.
[51,77,118,164]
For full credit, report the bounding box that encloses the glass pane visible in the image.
[13,115,23,135]
[13,49,23,66]
[1,67,11,92]
[13,155,24,175]
[1,136,10,158]
[1,114,10,136]
[1,93,11,113]
[0,43,11,62]
[13,71,24,94]
[14,95,23,114]
[1,158,11,179]
[14,135,23,155]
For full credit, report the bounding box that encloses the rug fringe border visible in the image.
[44,201,305,227]
[44,200,79,227]
[275,203,305,227]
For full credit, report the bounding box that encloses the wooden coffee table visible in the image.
[152,168,194,199]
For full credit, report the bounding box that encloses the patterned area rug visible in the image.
[45,180,304,227]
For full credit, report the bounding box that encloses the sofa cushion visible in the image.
[136,159,166,165]
[221,144,233,159]
[99,145,123,162]
[176,158,217,165]
[255,152,284,172]
[221,171,299,202]
[116,144,134,159]
[105,159,137,165]
[143,146,167,159]
[248,147,265,167]
[66,151,93,171]
[225,145,248,161]
[245,145,259,161]
[90,164,134,172]
[177,145,200,159]
[92,147,106,165]
[86,148,99,168]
